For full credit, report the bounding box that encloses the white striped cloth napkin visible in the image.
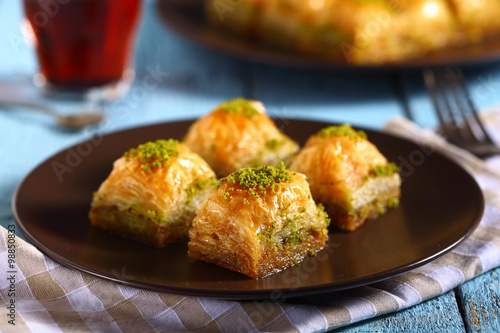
[1,114,499,332]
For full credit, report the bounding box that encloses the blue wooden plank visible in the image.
[457,268,500,333]
[137,2,407,129]
[0,1,37,77]
[122,0,252,128]
[396,66,500,130]
[250,64,404,129]
[1,1,499,332]
[330,291,465,332]
[463,66,500,112]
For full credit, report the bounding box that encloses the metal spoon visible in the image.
[0,99,104,130]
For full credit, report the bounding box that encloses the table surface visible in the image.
[1,1,500,332]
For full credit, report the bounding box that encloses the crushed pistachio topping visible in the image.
[185,175,216,206]
[146,209,166,224]
[284,229,302,245]
[217,162,293,199]
[317,124,367,141]
[216,98,260,119]
[265,138,281,151]
[368,162,400,178]
[317,203,331,227]
[280,203,291,212]
[130,202,143,211]
[377,203,385,215]
[257,220,278,244]
[388,198,400,209]
[124,139,179,172]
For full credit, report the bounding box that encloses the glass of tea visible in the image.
[23,0,142,101]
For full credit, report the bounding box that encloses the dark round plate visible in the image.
[12,119,484,300]
[156,0,500,70]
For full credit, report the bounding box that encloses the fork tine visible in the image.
[423,67,500,158]
[441,68,479,145]
[446,68,496,146]
[423,68,464,146]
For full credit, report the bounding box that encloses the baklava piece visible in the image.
[206,0,456,64]
[188,163,330,278]
[448,0,500,44]
[206,0,500,65]
[289,124,401,231]
[89,139,216,247]
[184,98,299,177]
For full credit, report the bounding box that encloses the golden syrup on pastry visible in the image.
[289,123,401,231]
[188,162,330,278]
[184,98,299,176]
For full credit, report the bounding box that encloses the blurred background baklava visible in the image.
[206,0,500,64]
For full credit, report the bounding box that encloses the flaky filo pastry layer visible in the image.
[188,163,330,278]
[89,139,216,247]
[184,98,299,177]
[290,124,401,231]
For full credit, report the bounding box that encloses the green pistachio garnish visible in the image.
[316,203,331,227]
[317,124,367,141]
[265,138,282,151]
[217,98,260,119]
[218,162,293,199]
[185,175,216,206]
[146,209,166,223]
[368,162,400,178]
[257,220,279,244]
[387,198,400,209]
[124,139,179,173]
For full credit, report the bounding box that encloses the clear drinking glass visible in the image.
[23,0,142,101]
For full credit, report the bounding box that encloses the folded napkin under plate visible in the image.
[1,113,499,333]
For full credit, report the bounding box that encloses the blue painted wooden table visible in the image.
[1,1,499,332]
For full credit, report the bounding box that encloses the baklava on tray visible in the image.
[206,0,500,65]
[448,0,500,44]
[289,124,401,231]
[184,98,299,177]
[188,163,330,278]
[89,139,216,247]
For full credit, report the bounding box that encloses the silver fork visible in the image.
[423,67,500,159]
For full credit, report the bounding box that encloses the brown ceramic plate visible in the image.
[156,0,500,70]
[12,119,483,300]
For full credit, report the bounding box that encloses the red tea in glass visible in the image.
[23,0,141,90]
